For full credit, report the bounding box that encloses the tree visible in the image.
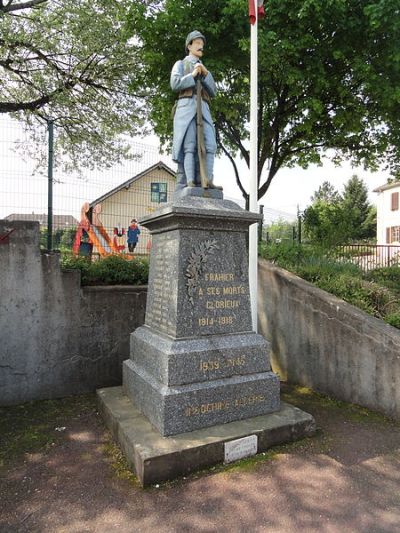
[0,0,144,170]
[303,201,349,245]
[127,0,400,205]
[311,181,341,204]
[341,175,376,240]
[303,175,376,244]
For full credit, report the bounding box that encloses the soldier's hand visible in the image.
[192,65,203,78]
[200,65,208,77]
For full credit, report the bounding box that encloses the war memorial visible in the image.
[98,31,315,486]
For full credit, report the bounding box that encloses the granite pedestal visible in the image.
[123,195,281,436]
[99,192,315,484]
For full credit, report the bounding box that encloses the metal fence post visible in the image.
[47,118,54,251]
[297,205,302,244]
[259,205,264,242]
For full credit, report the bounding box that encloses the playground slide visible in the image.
[88,224,119,256]
[73,202,128,257]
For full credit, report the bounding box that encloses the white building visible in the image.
[374,182,400,245]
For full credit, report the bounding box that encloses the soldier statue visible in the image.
[170,30,222,191]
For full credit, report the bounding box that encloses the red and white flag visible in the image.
[249,0,265,25]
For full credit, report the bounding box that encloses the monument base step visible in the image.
[123,359,280,436]
[97,386,316,487]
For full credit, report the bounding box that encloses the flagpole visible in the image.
[249,0,258,332]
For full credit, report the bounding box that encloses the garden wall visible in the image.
[2,220,400,419]
[258,259,400,420]
[0,221,147,406]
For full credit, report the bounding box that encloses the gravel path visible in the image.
[1,385,399,533]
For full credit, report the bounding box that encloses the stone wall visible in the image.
[0,221,147,406]
[258,259,400,420]
[2,220,400,418]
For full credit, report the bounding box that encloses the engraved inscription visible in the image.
[146,238,174,333]
[199,355,246,373]
[185,394,265,417]
[198,316,233,327]
[204,273,234,281]
[225,435,258,463]
[195,267,250,333]
[206,299,240,309]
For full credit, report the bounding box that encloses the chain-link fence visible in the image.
[0,116,180,256]
[2,116,295,258]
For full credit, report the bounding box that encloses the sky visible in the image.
[0,114,390,223]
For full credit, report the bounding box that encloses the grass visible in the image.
[259,242,400,329]
[282,384,394,425]
[0,394,96,471]
[101,441,140,487]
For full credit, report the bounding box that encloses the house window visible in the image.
[391,192,399,211]
[391,226,400,243]
[151,182,168,203]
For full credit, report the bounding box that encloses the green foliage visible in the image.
[365,267,400,292]
[39,226,47,249]
[127,0,400,203]
[259,241,309,269]
[259,243,400,329]
[61,253,92,280]
[40,227,77,250]
[341,175,376,240]
[303,175,376,244]
[311,181,341,204]
[59,227,77,249]
[264,219,296,243]
[315,276,395,318]
[386,313,400,329]
[303,200,350,245]
[61,253,149,286]
[0,0,144,171]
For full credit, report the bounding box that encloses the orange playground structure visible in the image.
[73,203,123,257]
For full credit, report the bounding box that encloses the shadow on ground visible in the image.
[1,384,399,533]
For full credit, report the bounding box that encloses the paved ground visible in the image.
[1,384,400,533]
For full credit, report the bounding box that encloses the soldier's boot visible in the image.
[175,162,187,191]
[184,144,196,187]
[204,151,223,190]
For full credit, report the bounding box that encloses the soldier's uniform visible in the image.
[170,31,218,188]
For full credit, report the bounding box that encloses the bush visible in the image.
[365,267,400,293]
[40,227,77,251]
[386,312,400,329]
[314,276,396,319]
[260,241,361,280]
[61,253,149,286]
[61,253,91,280]
[259,242,400,329]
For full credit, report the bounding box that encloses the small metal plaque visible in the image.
[224,434,258,463]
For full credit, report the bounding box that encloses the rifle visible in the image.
[196,78,209,189]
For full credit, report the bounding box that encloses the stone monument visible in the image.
[98,191,316,486]
[123,194,280,436]
[98,30,315,486]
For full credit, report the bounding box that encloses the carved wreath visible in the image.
[186,239,219,305]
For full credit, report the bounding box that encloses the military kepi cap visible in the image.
[185,30,206,51]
